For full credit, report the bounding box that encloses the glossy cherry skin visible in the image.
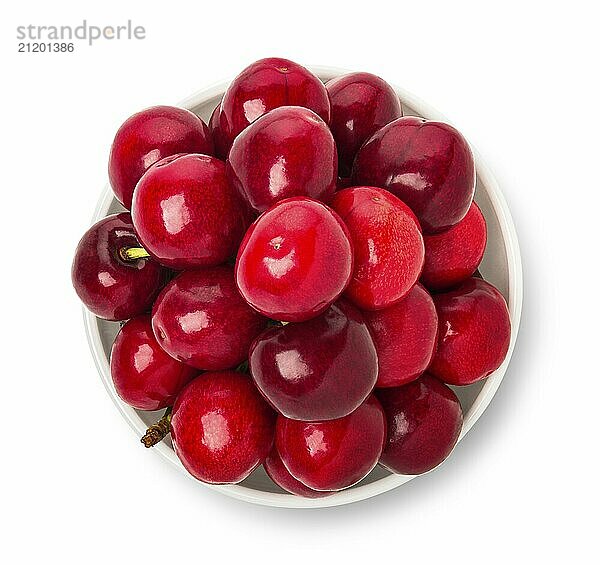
[227,106,337,213]
[132,153,248,270]
[276,395,386,491]
[72,213,165,321]
[249,300,378,421]
[421,202,487,291]
[217,57,330,155]
[326,72,402,177]
[264,448,331,498]
[377,374,463,475]
[236,197,353,322]
[363,283,438,388]
[429,278,511,385]
[110,316,196,410]
[353,116,475,234]
[171,371,276,484]
[331,186,424,310]
[151,266,268,370]
[108,106,213,209]
[208,103,228,160]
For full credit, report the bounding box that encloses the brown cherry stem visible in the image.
[119,246,151,261]
[141,408,172,448]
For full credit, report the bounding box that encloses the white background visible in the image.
[3,1,599,562]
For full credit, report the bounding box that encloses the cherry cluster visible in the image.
[72,58,511,497]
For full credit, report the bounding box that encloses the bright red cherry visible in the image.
[132,153,248,270]
[429,278,511,385]
[326,72,402,177]
[108,106,213,209]
[249,300,378,421]
[377,374,463,475]
[352,116,475,233]
[110,316,196,410]
[363,283,438,388]
[152,266,268,370]
[275,395,386,491]
[264,448,331,498]
[421,202,487,291]
[331,186,424,310]
[236,197,353,322]
[227,106,337,213]
[72,213,165,321]
[218,57,330,155]
[171,371,276,484]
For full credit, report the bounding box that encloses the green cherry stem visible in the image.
[141,408,172,448]
[119,246,151,261]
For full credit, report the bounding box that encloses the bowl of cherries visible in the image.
[72,58,522,508]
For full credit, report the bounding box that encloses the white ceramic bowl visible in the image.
[84,66,523,508]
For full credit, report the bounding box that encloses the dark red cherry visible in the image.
[363,283,438,388]
[377,374,463,475]
[208,103,228,160]
[171,371,276,484]
[275,395,386,491]
[132,153,248,270]
[331,186,424,310]
[326,72,402,177]
[152,266,268,370]
[72,213,165,321]
[353,116,475,233]
[337,176,353,190]
[108,106,213,209]
[421,202,487,291]
[227,106,337,213]
[218,57,330,155]
[110,315,196,410]
[249,300,378,421]
[235,197,353,322]
[264,448,331,498]
[429,278,511,385]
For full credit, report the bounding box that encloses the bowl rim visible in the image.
[84,65,523,508]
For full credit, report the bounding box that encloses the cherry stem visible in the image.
[119,246,151,261]
[141,408,172,448]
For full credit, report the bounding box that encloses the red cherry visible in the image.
[249,300,378,421]
[72,213,165,321]
[110,316,196,410]
[429,278,511,385]
[326,72,402,177]
[208,103,228,160]
[151,266,268,370]
[264,448,331,498]
[227,106,337,213]
[235,197,353,322]
[377,374,463,475]
[331,186,424,310]
[171,371,276,484]
[421,202,487,291]
[108,106,213,209]
[218,57,330,155]
[363,283,438,388]
[132,153,248,270]
[352,116,475,233]
[275,395,386,491]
